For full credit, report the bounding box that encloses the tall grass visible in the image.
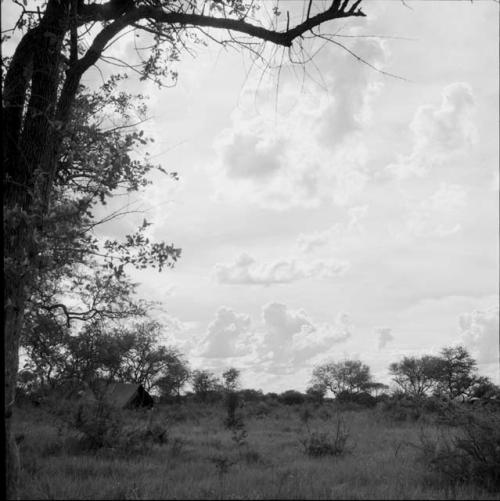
[14,400,500,500]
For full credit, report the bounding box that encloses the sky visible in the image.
[4,1,499,392]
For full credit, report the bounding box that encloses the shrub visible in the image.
[249,401,272,418]
[119,421,169,455]
[72,401,123,451]
[380,393,422,421]
[224,391,243,429]
[300,414,353,457]
[417,407,500,491]
[279,390,306,406]
[337,391,377,408]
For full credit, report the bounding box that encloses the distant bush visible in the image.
[279,390,306,406]
[336,391,377,408]
[247,401,272,418]
[417,407,500,491]
[239,389,264,403]
[224,391,243,429]
[379,393,422,421]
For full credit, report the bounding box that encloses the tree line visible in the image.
[19,323,499,406]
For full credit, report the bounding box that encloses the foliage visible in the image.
[191,370,221,402]
[300,414,353,457]
[389,346,489,401]
[305,383,327,405]
[20,317,187,392]
[336,390,377,408]
[389,355,441,399]
[73,400,123,451]
[433,346,479,400]
[279,390,306,406]
[311,359,374,397]
[222,367,241,392]
[417,408,500,491]
[157,355,191,401]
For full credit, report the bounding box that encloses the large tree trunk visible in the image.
[4,283,26,500]
[3,3,71,498]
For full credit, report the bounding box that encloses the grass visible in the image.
[13,401,500,500]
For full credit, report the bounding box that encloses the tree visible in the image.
[3,1,369,496]
[432,345,479,400]
[191,369,220,402]
[222,367,241,392]
[389,355,441,399]
[311,359,373,397]
[157,355,191,401]
[116,321,180,391]
[306,383,327,405]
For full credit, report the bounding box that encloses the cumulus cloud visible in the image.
[257,303,352,369]
[212,39,387,209]
[195,303,353,374]
[458,302,499,367]
[390,183,468,241]
[387,82,477,178]
[222,133,284,179]
[296,205,368,253]
[214,253,350,285]
[376,327,394,350]
[199,307,254,358]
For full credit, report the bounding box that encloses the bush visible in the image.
[249,401,272,418]
[279,390,306,406]
[73,401,123,451]
[224,391,243,429]
[380,393,422,421]
[336,391,377,408]
[417,407,500,491]
[300,414,353,457]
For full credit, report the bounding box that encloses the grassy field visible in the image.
[14,398,500,500]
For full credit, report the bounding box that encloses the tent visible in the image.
[102,382,154,409]
[79,382,154,409]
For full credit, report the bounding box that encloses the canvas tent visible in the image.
[103,382,154,409]
[79,382,154,409]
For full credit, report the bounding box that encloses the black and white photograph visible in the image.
[3,0,499,499]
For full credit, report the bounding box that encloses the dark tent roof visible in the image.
[80,382,154,409]
[104,382,154,409]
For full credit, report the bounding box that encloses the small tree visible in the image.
[157,356,190,402]
[389,355,441,399]
[117,321,180,391]
[222,368,241,393]
[306,383,327,405]
[311,359,373,397]
[191,370,220,402]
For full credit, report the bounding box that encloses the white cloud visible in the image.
[376,327,394,350]
[214,253,349,286]
[459,301,499,369]
[222,133,284,179]
[390,183,468,241]
[296,205,368,253]
[199,307,254,358]
[257,303,352,369]
[387,82,477,178]
[211,39,388,209]
[491,170,499,191]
